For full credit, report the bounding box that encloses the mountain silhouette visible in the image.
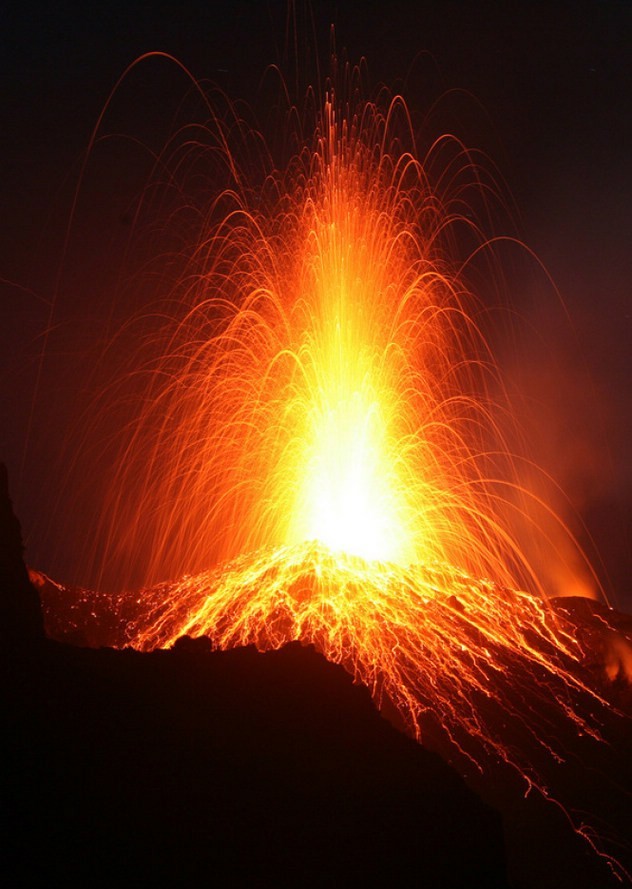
[3,464,631,887]
[1,465,508,887]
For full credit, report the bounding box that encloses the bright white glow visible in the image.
[301,392,403,562]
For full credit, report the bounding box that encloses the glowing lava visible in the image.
[89,89,573,599]
[127,541,607,757]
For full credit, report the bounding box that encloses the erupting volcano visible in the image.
[84,79,594,592]
[25,50,631,886]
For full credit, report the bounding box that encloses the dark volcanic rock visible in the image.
[0,463,44,644]
[8,460,630,887]
[1,468,508,888]
[2,642,509,887]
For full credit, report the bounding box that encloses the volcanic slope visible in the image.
[5,462,632,888]
[1,467,509,888]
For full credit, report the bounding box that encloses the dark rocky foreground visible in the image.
[1,465,509,887]
[3,641,511,887]
[2,463,631,887]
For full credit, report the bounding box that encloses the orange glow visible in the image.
[127,541,608,745]
[93,91,591,595]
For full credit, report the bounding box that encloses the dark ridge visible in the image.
[3,640,510,887]
[0,463,44,644]
[5,465,631,887]
[1,468,508,887]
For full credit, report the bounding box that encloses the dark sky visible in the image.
[2,1,631,606]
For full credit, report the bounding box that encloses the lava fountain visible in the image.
[88,82,574,595]
[51,60,627,880]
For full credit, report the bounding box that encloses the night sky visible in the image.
[2,1,631,607]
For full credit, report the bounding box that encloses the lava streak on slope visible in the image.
[127,541,610,760]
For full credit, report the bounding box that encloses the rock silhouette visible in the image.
[1,467,508,887]
[0,463,44,644]
[3,640,512,887]
[3,466,631,887]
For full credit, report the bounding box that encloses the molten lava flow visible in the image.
[127,541,607,755]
